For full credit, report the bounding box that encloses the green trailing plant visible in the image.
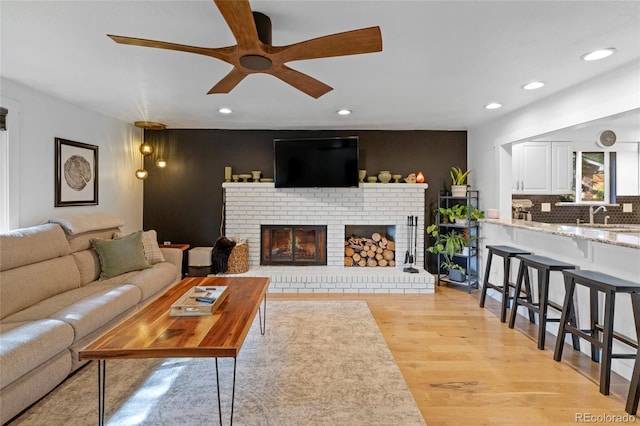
[450,166,470,185]
[439,205,467,222]
[426,225,466,271]
[441,231,466,258]
[438,205,485,223]
[426,224,443,254]
[470,207,485,220]
[441,261,465,274]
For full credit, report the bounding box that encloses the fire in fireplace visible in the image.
[344,225,396,267]
[261,225,327,266]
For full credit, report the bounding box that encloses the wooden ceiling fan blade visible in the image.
[207,68,248,94]
[214,0,260,49]
[275,27,382,62]
[108,34,234,62]
[272,66,333,99]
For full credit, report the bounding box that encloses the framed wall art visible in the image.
[55,138,98,207]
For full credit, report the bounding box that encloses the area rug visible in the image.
[10,301,426,426]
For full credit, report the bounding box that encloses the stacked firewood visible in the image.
[344,232,395,267]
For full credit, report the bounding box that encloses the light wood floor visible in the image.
[269,284,636,426]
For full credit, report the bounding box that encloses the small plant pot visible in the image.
[454,218,468,226]
[447,269,466,282]
[462,247,470,257]
[451,185,467,197]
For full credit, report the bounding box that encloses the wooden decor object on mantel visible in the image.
[344,232,396,267]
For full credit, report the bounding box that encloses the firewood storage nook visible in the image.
[344,225,396,267]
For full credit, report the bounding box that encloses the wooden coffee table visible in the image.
[79,276,269,426]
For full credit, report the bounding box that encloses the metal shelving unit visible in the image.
[435,190,480,293]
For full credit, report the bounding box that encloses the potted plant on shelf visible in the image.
[450,166,469,197]
[426,225,467,281]
[443,262,466,282]
[438,205,466,224]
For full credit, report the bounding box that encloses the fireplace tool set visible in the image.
[403,215,419,273]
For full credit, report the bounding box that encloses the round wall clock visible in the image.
[597,130,617,147]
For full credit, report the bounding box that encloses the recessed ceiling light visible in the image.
[581,48,616,61]
[484,103,502,110]
[522,81,545,90]
[218,107,233,114]
[337,109,352,116]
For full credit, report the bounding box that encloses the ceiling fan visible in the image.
[108,0,382,98]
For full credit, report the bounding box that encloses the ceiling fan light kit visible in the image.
[108,0,382,98]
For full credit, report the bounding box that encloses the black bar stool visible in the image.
[508,254,579,350]
[553,269,640,409]
[627,347,640,415]
[479,245,531,323]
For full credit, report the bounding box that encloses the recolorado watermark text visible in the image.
[576,412,636,423]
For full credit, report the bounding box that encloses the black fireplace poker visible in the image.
[403,215,419,274]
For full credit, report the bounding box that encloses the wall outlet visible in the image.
[541,203,551,212]
[623,203,633,213]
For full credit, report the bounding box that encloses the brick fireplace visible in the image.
[222,182,434,293]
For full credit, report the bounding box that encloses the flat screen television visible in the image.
[274,137,359,188]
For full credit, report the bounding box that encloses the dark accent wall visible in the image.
[142,129,467,248]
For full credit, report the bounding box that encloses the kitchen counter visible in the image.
[481,219,640,249]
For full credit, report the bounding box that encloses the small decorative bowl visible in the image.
[392,174,402,183]
[367,176,378,183]
[238,174,252,182]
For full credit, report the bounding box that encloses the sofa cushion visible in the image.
[91,231,150,280]
[2,284,142,342]
[66,228,119,253]
[0,224,70,271]
[0,319,74,388]
[125,262,179,300]
[72,249,101,285]
[142,230,166,264]
[0,255,82,320]
[47,212,124,235]
[0,350,71,425]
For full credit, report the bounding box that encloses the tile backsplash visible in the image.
[512,195,640,224]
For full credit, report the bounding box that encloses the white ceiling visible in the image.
[2,0,639,130]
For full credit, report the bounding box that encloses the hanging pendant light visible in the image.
[135,169,149,179]
[134,121,166,179]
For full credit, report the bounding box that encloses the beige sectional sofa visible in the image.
[0,213,183,424]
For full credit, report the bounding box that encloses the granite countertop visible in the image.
[481,219,640,249]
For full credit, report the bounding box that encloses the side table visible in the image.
[162,244,190,277]
[162,243,190,251]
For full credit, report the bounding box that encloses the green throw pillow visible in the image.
[91,230,151,280]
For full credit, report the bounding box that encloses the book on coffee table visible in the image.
[170,285,229,316]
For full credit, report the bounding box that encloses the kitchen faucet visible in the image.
[589,205,607,224]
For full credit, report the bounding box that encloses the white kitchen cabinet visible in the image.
[512,142,551,194]
[616,142,640,196]
[551,142,573,194]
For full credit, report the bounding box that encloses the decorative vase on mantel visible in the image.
[378,171,392,183]
[451,185,467,197]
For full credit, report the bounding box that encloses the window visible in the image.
[0,123,9,231]
[572,151,611,203]
[0,100,20,232]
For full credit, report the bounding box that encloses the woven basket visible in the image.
[226,242,248,274]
